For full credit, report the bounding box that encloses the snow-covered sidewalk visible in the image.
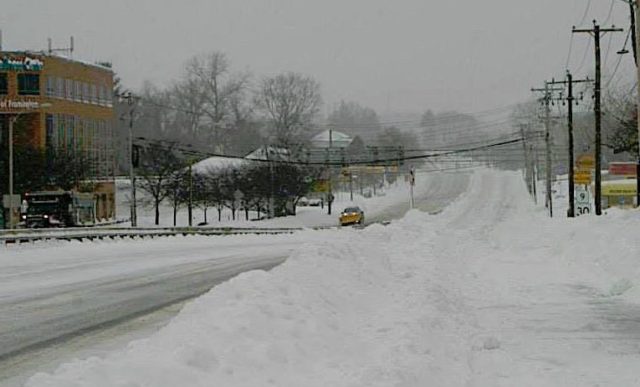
[25,169,640,386]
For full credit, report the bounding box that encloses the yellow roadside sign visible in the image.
[574,168,592,185]
[312,180,329,193]
[576,154,595,169]
[602,183,636,196]
[365,166,386,174]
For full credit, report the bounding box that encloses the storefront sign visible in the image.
[608,162,638,176]
[602,183,637,196]
[0,56,44,71]
[0,100,42,110]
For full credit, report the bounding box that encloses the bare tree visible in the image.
[327,101,381,140]
[170,77,208,143]
[186,52,251,151]
[604,88,639,156]
[137,143,185,225]
[256,72,322,147]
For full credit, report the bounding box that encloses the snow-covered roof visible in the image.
[191,156,246,174]
[310,130,353,148]
[245,146,290,161]
[191,146,290,174]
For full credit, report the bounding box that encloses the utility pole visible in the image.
[409,168,415,209]
[566,73,576,218]
[573,21,623,216]
[531,82,563,217]
[327,129,333,215]
[631,0,639,65]
[7,116,17,229]
[548,72,592,218]
[266,145,275,219]
[188,162,193,226]
[635,0,640,208]
[519,124,532,195]
[545,82,553,218]
[531,143,538,204]
[121,92,139,227]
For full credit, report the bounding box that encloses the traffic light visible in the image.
[132,144,140,168]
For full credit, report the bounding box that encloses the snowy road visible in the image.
[0,237,302,359]
[0,172,472,385]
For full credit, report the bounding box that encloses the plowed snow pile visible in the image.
[26,169,640,386]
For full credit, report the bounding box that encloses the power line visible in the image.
[603,0,616,25]
[135,135,526,167]
[577,0,593,27]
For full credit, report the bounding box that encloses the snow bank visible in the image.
[25,168,640,386]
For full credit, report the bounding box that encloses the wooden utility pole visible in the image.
[573,22,623,215]
[548,72,592,217]
[531,82,563,217]
[545,82,552,218]
[531,143,538,204]
[327,129,333,215]
[519,124,532,195]
[188,162,193,226]
[635,1,640,208]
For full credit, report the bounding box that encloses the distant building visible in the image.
[0,51,116,219]
[310,130,353,149]
[245,146,291,161]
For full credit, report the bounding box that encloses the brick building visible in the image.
[0,51,116,220]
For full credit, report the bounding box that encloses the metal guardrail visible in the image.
[0,226,304,245]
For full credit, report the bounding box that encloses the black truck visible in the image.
[22,191,96,228]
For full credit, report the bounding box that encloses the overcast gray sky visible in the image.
[0,0,635,116]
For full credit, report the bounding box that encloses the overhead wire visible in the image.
[134,135,527,167]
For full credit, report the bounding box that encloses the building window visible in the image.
[65,79,73,100]
[0,73,7,95]
[55,77,63,98]
[98,85,104,106]
[18,73,40,95]
[0,73,8,94]
[46,114,55,149]
[74,80,82,102]
[57,113,65,146]
[106,87,113,107]
[83,82,90,104]
[91,84,98,104]
[46,77,55,97]
[66,115,75,149]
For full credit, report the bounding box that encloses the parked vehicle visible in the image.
[307,198,322,206]
[22,191,96,228]
[339,206,365,226]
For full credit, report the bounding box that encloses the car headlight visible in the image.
[43,215,49,219]
[21,215,26,219]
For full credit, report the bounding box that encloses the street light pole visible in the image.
[3,103,51,229]
[8,115,16,229]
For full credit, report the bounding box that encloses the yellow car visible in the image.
[339,206,365,226]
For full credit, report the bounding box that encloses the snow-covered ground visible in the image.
[23,169,640,386]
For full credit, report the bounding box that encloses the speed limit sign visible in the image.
[575,186,591,216]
